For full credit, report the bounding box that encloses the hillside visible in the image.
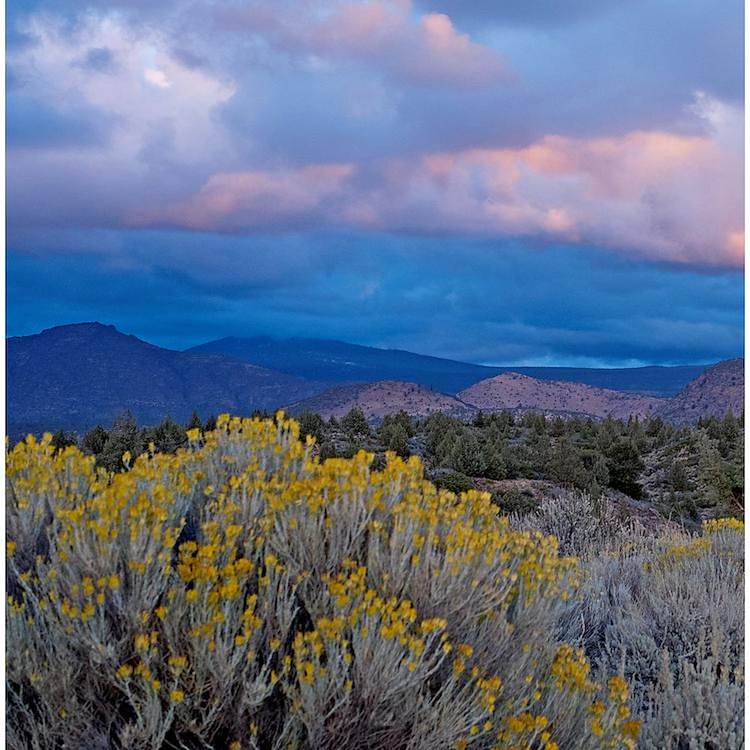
[458,372,666,419]
[187,336,707,396]
[657,358,744,424]
[6,323,325,436]
[286,381,476,420]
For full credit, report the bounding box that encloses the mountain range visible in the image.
[188,336,705,396]
[5,323,743,437]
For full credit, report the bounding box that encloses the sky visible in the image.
[5,0,745,366]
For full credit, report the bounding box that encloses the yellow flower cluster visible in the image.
[702,517,744,534]
[6,413,637,750]
[497,711,556,750]
[650,536,711,570]
[551,644,592,691]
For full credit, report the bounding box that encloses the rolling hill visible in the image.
[6,323,741,435]
[656,358,744,424]
[286,381,476,421]
[458,372,666,420]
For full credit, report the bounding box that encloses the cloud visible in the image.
[140,94,743,267]
[5,0,743,277]
[7,237,743,365]
[415,0,623,28]
[213,0,507,88]
[6,13,237,227]
[6,93,118,149]
[73,46,119,73]
[144,68,172,88]
[137,164,356,230]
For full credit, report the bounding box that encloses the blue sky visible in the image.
[6,0,744,366]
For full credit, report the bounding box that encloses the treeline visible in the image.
[49,411,216,473]
[295,408,743,519]
[48,407,743,520]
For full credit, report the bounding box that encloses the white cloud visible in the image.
[144,68,172,88]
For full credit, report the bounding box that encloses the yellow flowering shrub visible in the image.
[548,496,744,750]
[702,517,744,534]
[7,416,637,750]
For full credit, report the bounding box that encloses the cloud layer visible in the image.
[142,101,742,266]
[7,236,743,366]
[7,1,743,268]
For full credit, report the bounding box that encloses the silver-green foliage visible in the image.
[515,493,744,750]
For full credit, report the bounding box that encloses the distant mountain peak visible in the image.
[11,321,121,339]
[7,323,740,437]
[6,324,327,437]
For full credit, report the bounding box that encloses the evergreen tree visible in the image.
[548,437,585,488]
[380,411,414,438]
[318,441,338,460]
[527,430,551,477]
[472,411,489,429]
[604,437,644,498]
[719,411,740,458]
[142,417,187,454]
[298,411,327,443]
[548,416,566,437]
[186,411,202,430]
[696,431,734,510]
[668,460,690,492]
[378,412,413,458]
[480,439,507,480]
[99,412,144,472]
[82,425,109,456]
[51,430,77,453]
[341,408,371,440]
[382,423,410,458]
[449,431,485,476]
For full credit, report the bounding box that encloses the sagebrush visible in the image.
[6,415,741,749]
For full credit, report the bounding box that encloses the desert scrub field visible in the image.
[5,415,742,750]
[511,495,744,749]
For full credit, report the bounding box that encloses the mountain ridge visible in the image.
[655,358,744,424]
[6,323,743,436]
[6,322,327,437]
[187,335,708,397]
[285,380,476,421]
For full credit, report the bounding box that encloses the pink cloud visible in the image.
[138,97,742,268]
[365,127,741,265]
[214,0,507,88]
[136,164,355,231]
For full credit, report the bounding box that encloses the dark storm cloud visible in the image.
[415,0,625,28]
[6,234,743,365]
